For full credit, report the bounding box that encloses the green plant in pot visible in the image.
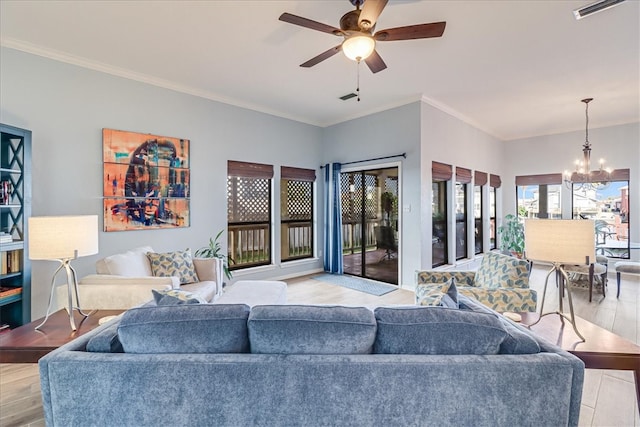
[381,191,397,226]
[195,229,234,280]
[498,214,525,258]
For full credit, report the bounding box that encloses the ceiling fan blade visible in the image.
[375,22,446,41]
[300,45,343,68]
[364,49,387,73]
[358,0,388,30]
[279,13,343,35]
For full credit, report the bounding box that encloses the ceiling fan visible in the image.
[279,0,446,73]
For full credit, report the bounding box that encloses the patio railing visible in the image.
[342,220,378,254]
[228,223,270,269]
[281,221,313,261]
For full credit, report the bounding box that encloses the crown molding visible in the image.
[420,94,503,141]
[0,37,322,128]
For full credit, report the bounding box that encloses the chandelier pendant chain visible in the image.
[564,97,611,191]
[582,98,592,175]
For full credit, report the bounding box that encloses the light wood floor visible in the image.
[1,265,639,426]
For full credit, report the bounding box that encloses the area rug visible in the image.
[311,274,397,296]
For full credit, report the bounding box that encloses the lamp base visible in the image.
[35,259,93,331]
[527,263,585,342]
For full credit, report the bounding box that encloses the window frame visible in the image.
[280,166,316,262]
[227,160,274,270]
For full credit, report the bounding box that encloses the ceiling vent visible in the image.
[339,93,358,101]
[573,0,626,19]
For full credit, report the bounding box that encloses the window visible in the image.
[280,166,315,261]
[516,174,563,219]
[489,174,501,250]
[572,169,630,259]
[432,162,451,267]
[474,171,487,255]
[227,161,273,270]
[455,167,471,260]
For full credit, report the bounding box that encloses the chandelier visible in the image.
[563,98,611,191]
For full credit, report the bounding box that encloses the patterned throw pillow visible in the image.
[415,279,458,308]
[151,289,205,305]
[147,249,199,284]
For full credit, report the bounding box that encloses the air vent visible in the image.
[340,93,357,101]
[573,0,626,19]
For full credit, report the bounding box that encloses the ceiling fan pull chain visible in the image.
[356,60,361,102]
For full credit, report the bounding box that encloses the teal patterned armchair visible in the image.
[416,251,537,312]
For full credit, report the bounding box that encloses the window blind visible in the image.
[432,161,452,181]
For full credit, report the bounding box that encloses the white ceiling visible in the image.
[1,0,638,141]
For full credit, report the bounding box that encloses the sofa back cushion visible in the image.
[248,305,376,354]
[96,246,154,276]
[118,304,250,354]
[474,251,531,290]
[373,306,507,355]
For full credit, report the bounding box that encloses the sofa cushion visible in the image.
[118,304,251,354]
[248,305,376,354]
[147,249,199,284]
[97,246,154,276]
[152,289,206,305]
[373,306,507,355]
[415,278,458,308]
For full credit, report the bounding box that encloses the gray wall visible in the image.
[1,47,324,318]
[419,101,506,269]
[323,102,422,287]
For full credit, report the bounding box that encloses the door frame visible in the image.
[340,161,402,285]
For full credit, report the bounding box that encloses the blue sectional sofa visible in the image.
[39,295,584,426]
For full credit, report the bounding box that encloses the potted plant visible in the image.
[195,229,234,280]
[498,214,525,258]
[380,191,397,226]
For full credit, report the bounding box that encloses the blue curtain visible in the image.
[323,163,343,274]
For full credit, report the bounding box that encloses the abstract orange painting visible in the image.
[103,128,190,231]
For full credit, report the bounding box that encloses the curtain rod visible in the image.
[320,152,406,169]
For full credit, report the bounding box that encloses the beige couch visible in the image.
[57,246,222,310]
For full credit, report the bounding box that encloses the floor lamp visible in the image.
[524,218,596,342]
[28,215,99,331]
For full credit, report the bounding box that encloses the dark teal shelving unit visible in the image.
[1,123,32,328]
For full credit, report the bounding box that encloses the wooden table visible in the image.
[0,309,123,363]
[520,312,640,410]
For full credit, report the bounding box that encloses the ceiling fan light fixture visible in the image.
[342,34,375,62]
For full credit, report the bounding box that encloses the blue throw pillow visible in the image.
[86,321,123,353]
[152,289,205,305]
[455,294,540,354]
[373,306,507,355]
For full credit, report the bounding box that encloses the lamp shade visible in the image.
[29,215,99,260]
[524,219,595,265]
[342,35,375,61]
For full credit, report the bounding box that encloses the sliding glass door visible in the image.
[341,167,398,285]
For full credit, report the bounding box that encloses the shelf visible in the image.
[0,241,24,251]
[0,168,21,175]
[0,272,21,280]
[0,294,22,307]
[0,286,22,307]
